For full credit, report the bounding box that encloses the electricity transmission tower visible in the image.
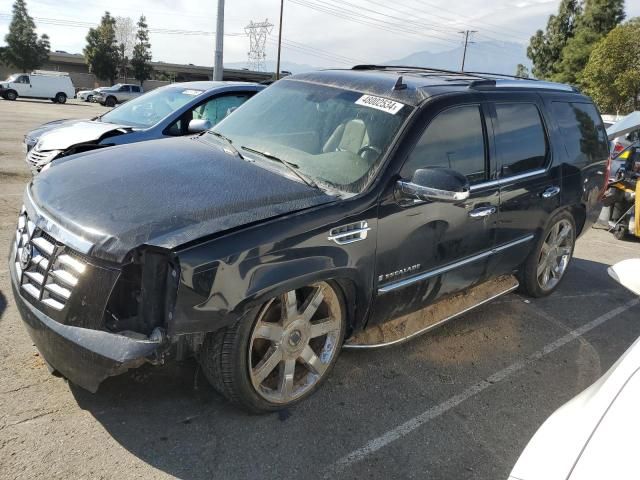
[245,19,274,72]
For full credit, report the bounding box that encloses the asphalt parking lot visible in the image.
[0,98,639,480]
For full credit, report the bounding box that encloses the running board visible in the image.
[344,275,519,349]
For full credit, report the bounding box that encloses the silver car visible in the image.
[24,81,265,172]
[93,83,144,107]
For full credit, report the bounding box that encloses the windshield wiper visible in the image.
[207,131,243,159]
[240,146,320,190]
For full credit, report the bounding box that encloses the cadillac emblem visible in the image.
[20,243,33,270]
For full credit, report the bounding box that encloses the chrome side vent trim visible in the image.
[328,221,371,245]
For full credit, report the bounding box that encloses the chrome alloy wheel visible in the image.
[537,219,573,291]
[248,283,343,404]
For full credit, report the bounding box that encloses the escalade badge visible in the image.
[378,264,421,283]
[20,243,33,270]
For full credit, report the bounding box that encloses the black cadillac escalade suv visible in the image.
[9,66,608,412]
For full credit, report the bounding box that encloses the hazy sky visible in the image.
[1,0,639,68]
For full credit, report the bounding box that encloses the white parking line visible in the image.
[328,298,640,476]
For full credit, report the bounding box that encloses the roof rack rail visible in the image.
[464,71,538,81]
[350,65,578,92]
[351,64,486,79]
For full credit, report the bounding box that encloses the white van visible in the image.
[0,70,75,104]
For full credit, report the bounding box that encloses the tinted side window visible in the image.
[402,105,486,184]
[119,85,130,92]
[551,101,609,167]
[132,86,141,93]
[495,103,547,176]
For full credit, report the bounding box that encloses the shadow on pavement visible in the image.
[69,257,638,480]
[0,289,7,322]
[71,360,268,480]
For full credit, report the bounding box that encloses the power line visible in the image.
[0,13,245,37]
[357,0,530,45]
[394,0,534,40]
[287,0,461,46]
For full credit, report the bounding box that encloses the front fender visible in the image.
[169,203,378,336]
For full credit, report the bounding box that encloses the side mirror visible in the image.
[188,119,212,134]
[397,168,470,202]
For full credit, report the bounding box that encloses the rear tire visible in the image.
[55,92,67,104]
[198,282,346,413]
[518,210,576,298]
[105,96,116,107]
[5,90,17,101]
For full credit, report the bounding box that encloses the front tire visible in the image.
[5,90,17,101]
[519,211,576,298]
[105,96,116,107]
[199,282,346,412]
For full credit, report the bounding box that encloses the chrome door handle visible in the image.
[468,206,497,218]
[541,186,561,199]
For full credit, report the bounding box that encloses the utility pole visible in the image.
[276,0,284,80]
[459,30,477,72]
[214,0,225,81]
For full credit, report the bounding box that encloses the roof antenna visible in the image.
[393,76,407,91]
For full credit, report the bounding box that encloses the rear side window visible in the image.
[132,86,141,93]
[494,103,548,176]
[551,101,609,167]
[402,104,487,184]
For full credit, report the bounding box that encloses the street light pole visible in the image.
[276,0,284,80]
[214,0,225,81]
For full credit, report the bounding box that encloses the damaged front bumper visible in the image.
[10,261,165,392]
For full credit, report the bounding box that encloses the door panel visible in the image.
[488,98,562,276]
[370,101,498,325]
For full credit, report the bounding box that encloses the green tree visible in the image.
[131,15,153,85]
[515,64,530,78]
[1,0,50,72]
[555,0,625,85]
[527,0,581,79]
[83,12,119,84]
[582,19,640,113]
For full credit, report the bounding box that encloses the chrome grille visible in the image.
[14,208,87,311]
[26,148,61,168]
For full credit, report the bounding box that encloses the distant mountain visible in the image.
[384,41,532,75]
[225,40,532,76]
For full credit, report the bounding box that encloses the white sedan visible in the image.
[509,259,640,480]
[76,88,104,102]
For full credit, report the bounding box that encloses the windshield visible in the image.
[4,74,19,82]
[213,79,412,194]
[100,86,204,128]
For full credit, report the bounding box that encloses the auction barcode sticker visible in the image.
[355,95,404,115]
[182,89,204,96]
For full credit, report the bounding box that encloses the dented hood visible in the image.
[36,120,132,151]
[28,136,336,263]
